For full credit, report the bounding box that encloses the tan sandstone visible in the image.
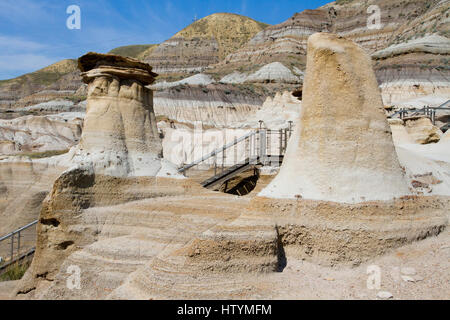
[404,116,443,145]
[260,33,410,203]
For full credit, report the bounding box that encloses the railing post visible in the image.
[222,148,225,173]
[279,129,283,156]
[259,129,267,164]
[10,233,14,262]
[234,136,238,165]
[17,231,20,257]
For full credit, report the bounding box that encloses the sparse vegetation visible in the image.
[0,261,30,282]
[21,149,70,159]
[174,13,269,59]
[108,44,157,60]
[335,0,355,4]
[64,95,87,104]
[0,59,78,86]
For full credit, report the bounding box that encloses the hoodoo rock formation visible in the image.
[260,33,410,203]
[9,39,449,300]
[75,52,177,177]
[13,53,186,297]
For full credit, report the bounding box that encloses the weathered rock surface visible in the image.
[404,116,443,144]
[0,59,81,110]
[2,1,447,118]
[388,118,450,197]
[260,33,410,203]
[0,113,83,155]
[212,0,449,105]
[372,0,450,105]
[389,118,415,145]
[14,173,202,298]
[151,74,215,89]
[12,178,448,299]
[245,62,301,84]
[233,91,301,129]
[74,52,179,177]
[0,158,67,235]
[145,13,268,74]
[220,62,304,85]
[153,84,263,127]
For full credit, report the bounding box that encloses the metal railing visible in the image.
[0,220,38,269]
[179,126,293,175]
[389,101,450,126]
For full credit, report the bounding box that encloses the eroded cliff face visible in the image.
[144,13,269,75]
[1,1,447,117]
[214,0,445,71]
[153,84,264,127]
[9,38,450,301]
[0,159,66,235]
[0,60,82,110]
[210,0,449,104]
[211,9,331,75]
[0,113,83,155]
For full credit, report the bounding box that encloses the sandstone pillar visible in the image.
[260,33,410,203]
[77,52,163,177]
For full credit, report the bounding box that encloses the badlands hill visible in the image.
[0,13,269,110]
[144,13,269,75]
[0,59,81,109]
[1,1,448,111]
[210,0,449,94]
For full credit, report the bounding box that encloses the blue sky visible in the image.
[0,0,330,80]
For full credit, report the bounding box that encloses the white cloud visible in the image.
[0,35,46,54]
[0,54,59,75]
[0,0,53,24]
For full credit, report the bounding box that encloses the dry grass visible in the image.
[0,261,30,282]
[22,149,69,159]
[174,13,269,59]
[0,59,78,86]
[108,44,157,60]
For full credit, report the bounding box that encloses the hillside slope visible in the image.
[0,59,81,109]
[1,1,448,111]
[209,0,449,103]
[108,44,157,59]
[144,13,269,75]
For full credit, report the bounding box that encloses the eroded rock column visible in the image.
[260,33,410,203]
[77,52,163,177]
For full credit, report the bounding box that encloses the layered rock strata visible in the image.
[145,13,268,74]
[74,52,177,177]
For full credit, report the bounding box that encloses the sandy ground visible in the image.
[264,228,449,300]
[0,281,18,300]
[1,230,447,300]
